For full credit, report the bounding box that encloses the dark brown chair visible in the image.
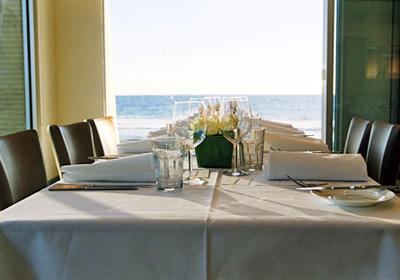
[343,117,372,159]
[48,122,95,177]
[0,130,47,210]
[365,121,400,185]
[85,116,119,156]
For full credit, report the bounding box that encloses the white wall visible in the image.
[34,0,115,180]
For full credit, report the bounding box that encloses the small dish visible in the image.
[311,188,395,207]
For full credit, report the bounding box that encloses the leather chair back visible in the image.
[0,162,13,210]
[343,117,372,159]
[86,116,119,156]
[0,130,47,209]
[48,122,94,177]
[366,121,400,185]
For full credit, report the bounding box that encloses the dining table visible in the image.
[0,169,400,280]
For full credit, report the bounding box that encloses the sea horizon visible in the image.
[116,94,322,141]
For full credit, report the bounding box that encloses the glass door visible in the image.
[334,0,400,151]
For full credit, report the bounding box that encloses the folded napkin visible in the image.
[117,139,153,154]
[61,153,155,182]
[147,127,168,138]
[261,122,305,135]
[266,151,368,181]
[260,119,294,129]
[265,131,329,152]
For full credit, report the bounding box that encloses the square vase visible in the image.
[195,135,233,168]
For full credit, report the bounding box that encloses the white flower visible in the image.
[220,113,239,131]
[191,115,207,133]
[206,114,220,135]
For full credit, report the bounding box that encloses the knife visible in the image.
[49,183,154,191]
[296,185,400,191]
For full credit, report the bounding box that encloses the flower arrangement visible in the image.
[195,113,234,168]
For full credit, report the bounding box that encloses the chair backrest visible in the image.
[85,116,119,156]
[48,122,95,177]
[0,130,47,209]
[365,121,400,185]
[343,117,373,158]
[0,161,13,210]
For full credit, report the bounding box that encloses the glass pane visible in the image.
[109,0,324,141]
[0,0,27,135]
[334,0,400,151]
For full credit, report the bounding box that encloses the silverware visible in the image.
[286,175,328,188]
[287,175,400,193]
[49,182,154,191]
[296,185,400,191]
[292,134,314,137]
[310,151,342,154]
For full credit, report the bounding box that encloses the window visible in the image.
[108,0,324,141]
[0,0,34,135]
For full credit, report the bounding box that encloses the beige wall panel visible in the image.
[34,0,113,180]
[54,0,106,124]
[35,0,58,179]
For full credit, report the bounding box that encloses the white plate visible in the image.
[311,188,396,207]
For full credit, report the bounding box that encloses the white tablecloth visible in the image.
[1,171,400,279]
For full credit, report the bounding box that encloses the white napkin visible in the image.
[261,122,305,135]
[265,131,329,152]
[117,139,153,154]
[61,153,156,182]
[147,128,168,138]
[260,119,294,129]
[266,151,368,181]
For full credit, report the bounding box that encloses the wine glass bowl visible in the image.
[172,101,207,184]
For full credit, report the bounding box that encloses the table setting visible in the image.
[2,96,400,279]
[53,95,398,205]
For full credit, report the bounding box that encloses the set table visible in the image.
[1,170,400,279]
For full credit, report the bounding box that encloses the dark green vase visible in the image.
[195,135,233,168]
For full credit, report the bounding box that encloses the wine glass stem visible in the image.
[232,143,239,172]
[188,148,194,179]
[236,143,240,171]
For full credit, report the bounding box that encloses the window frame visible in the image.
[22,0,36,130]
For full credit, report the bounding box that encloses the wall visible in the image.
[34,0,115,180]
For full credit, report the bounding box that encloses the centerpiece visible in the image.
[195,113,234,168]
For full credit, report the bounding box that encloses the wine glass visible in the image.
[207,96,222,116]
[220,96,252,176]
[190,97,211,116]
[172,101,207,184]
[190,97,222,135]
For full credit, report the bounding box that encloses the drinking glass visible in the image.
[152,137,185,192]
[220,96,252,176]
[172,101,207,184]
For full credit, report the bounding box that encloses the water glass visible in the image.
[152,137,185,192]
[242,127,265,171]
[251,116,261,128]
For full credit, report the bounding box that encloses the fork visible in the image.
[286,175,328,188]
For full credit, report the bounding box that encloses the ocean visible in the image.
[116,95,322,141]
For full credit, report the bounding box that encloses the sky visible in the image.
[108,0,323,96]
